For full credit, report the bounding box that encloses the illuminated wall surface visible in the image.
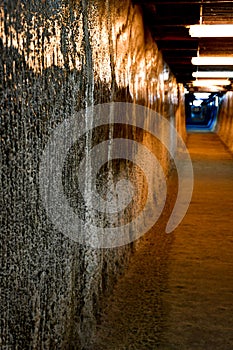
[1,0,186,348]
[216,91,233,154]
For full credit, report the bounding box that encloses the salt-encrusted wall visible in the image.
[216,91,233,153]
[1,0,186,348]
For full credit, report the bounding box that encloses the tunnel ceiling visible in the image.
[134,0,233,87]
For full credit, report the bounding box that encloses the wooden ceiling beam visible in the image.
[134,1,233,5]
[137,0,233,85]
[164,60,192,64]
[154,36,197,41]
[161,48,197,51]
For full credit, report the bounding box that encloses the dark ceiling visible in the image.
[134,0,233,87]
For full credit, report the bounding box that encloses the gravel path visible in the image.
[89,133,233,350]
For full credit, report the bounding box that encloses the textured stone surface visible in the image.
[1,1,185,348]
[216,91,233,153]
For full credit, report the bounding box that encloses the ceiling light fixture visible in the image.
[189,24,233,38]
[192,79,231,87]
[192,71,233,78]
[191,57,233,66]
[193,93,211,99]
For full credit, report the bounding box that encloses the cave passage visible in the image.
[185,92,222,131]
[89,132,233,350]
[2,1,233,349]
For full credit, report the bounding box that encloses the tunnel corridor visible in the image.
[185,92,221,131]
[1,0,233,349]
[89,132,233,350]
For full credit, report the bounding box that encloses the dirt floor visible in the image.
[89,133,233,350]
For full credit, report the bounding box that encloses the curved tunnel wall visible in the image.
[1,0,186,348]
[216,91,233,153]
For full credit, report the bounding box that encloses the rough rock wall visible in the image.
[1,0,186,349]
[216,91,233,153]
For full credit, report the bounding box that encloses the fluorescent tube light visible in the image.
[193,100,203,107]
[189,24,233,38]
[192,57,233,65]
[194,93,211,99]
[192,79,231,87]
[192,71,233,78]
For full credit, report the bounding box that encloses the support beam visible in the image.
[154,36,197,41]
[135,1,233,4]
